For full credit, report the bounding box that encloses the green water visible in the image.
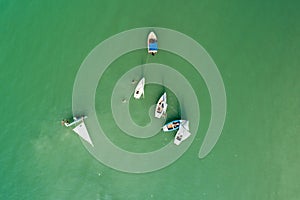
[1,0,300,199]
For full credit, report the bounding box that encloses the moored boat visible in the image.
[162,120,182,132]
[155,92,167,118]
[62,116,94,146]
[147,31,158,55]
[174,120,191,145]
[134,77,145,99]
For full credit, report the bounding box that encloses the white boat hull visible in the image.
[162,120,184,132]
[134,77,145,99]
[148,32,158,54]
[174,129,191,145]
[64,116,87,127]
[155,92,167,118]
[174,120,191,145]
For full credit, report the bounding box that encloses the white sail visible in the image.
[155,92,167,118]
[73,121,94,147]
[134,77,145,99]
[181,120,189,131]
[174,120,191,145]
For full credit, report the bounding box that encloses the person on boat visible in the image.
[61,119,70,126]
[176,134,183,141]
[157,106,162,113]
[151,52,155,56]
[173,122,180,129]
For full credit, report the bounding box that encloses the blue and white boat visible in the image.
[148,32,158,55]
[162,120,182,132]
[162,120,191,145]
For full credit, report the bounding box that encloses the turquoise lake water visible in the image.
[1,0,300,199]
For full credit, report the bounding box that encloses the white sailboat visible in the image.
[134,77,145,99]
[155,92,167,118]
[174,120,191,145]
[73,120,94,147]
[62,116,94,147]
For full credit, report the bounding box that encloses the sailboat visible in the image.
[174,120,191,145]
[62,116,94,147]
[147,32,158,55]
[155,92,167,118]
[134,77,145,99]
[162,120,191,145]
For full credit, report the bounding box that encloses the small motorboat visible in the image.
[162,120,182,132]
[147,31,158,55]
[155,92,167,118]
[134,77,145,99]
[62,116,87,127]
